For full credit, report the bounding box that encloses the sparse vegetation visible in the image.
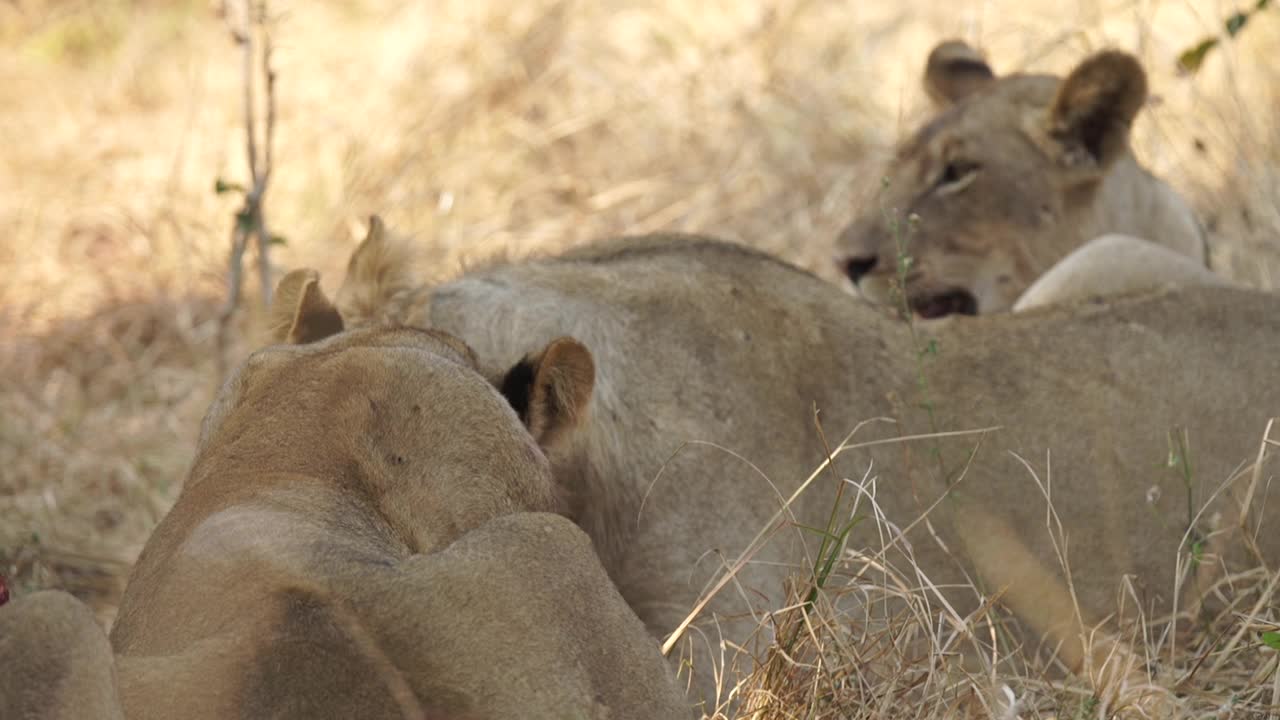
[1,1,1277,717]
[214,0,282,377]
[1177,0,1274,74]
[884,201,953,481]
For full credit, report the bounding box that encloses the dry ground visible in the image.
[1,0,1277,717]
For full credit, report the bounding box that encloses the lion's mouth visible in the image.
[910,289,978,319]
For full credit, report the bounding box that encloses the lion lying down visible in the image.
[91,270,688,719]
[834,42,1218,317]
[338,222,1279,712]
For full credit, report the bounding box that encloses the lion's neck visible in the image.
[1076,156,1206,263]
[112,476,406,658]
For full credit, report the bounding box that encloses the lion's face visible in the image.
[198,271,595,555]
[836,42,1149,317]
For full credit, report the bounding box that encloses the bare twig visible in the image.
[215,0,279,376]
[215,224,249,378]
[256,24,277,305]
[241,6,257,182]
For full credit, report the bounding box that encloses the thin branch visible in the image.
[215,0,279,375]
[255,14,276,305]
[216,223,249,379]
[255,207,273,304]
[240,3,258,183]
[261,25,275,185]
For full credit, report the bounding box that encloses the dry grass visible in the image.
[712,426,1280,718]
[1,0,1277,715]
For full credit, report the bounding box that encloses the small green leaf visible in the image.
[1188,538,1205,568]
[793,523,844,541]
[267,234,288,247]
[1177,38,1218,75]
[1225,11,1250,35]
[1262,631,1280,651]
[214,177,246,195]
[1177,0,1272,75]
[235,209,254,233]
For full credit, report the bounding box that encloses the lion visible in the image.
[0,590,126,720]
[1011,233,1226,312]
[106,270,690,720]
[834,41,1212,317]
[337,222,1278,712]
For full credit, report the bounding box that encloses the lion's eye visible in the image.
[937,161,980,190]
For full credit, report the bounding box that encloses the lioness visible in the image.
[835,41,1209,317]
[0,590,125,720]
[107,270,689,719]
[338,224,1277,712]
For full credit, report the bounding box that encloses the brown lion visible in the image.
[0,590,125,720]
[834,41,1210,317]
[338,222,1277,712]
[105,270,689,719]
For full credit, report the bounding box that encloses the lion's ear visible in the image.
[1045,50,1146,176]
[499,337,595,450]
[336,214,423,326]
[270,269,345,345]
[923,40,995,106]
[345,214,389,276]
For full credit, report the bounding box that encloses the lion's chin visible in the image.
[910,289,978,319]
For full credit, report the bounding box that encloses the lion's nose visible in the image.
[840,255,879,285]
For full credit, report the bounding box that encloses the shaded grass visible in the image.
[0,294,239,627]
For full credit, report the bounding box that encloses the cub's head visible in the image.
[836,41,1148,317]
[195,269,594,554]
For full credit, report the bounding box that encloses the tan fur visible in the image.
[1012,234,1227,312]
[923,40,995,106]
[524,338,596,445]
[269,268,346,344]
[0,590,126,720]
[333,215,433,328]
[109,275,688,719]
[339,231,1279,711]
[836,42,1208,317]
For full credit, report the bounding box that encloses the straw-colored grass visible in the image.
[709,424,1280,718]
[2,0,1276,716]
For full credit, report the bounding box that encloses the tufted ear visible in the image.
[923,40,995,106]
[1045,50,1147,176]
[499,337,595,450]
[270,269,345,345]
[344,214,390,277]
[335,214,423,326]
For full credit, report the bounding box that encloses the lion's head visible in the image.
[193,269,596,556]
[835,41,1202,317]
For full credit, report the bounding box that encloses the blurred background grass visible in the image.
[1,0,1276,639]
